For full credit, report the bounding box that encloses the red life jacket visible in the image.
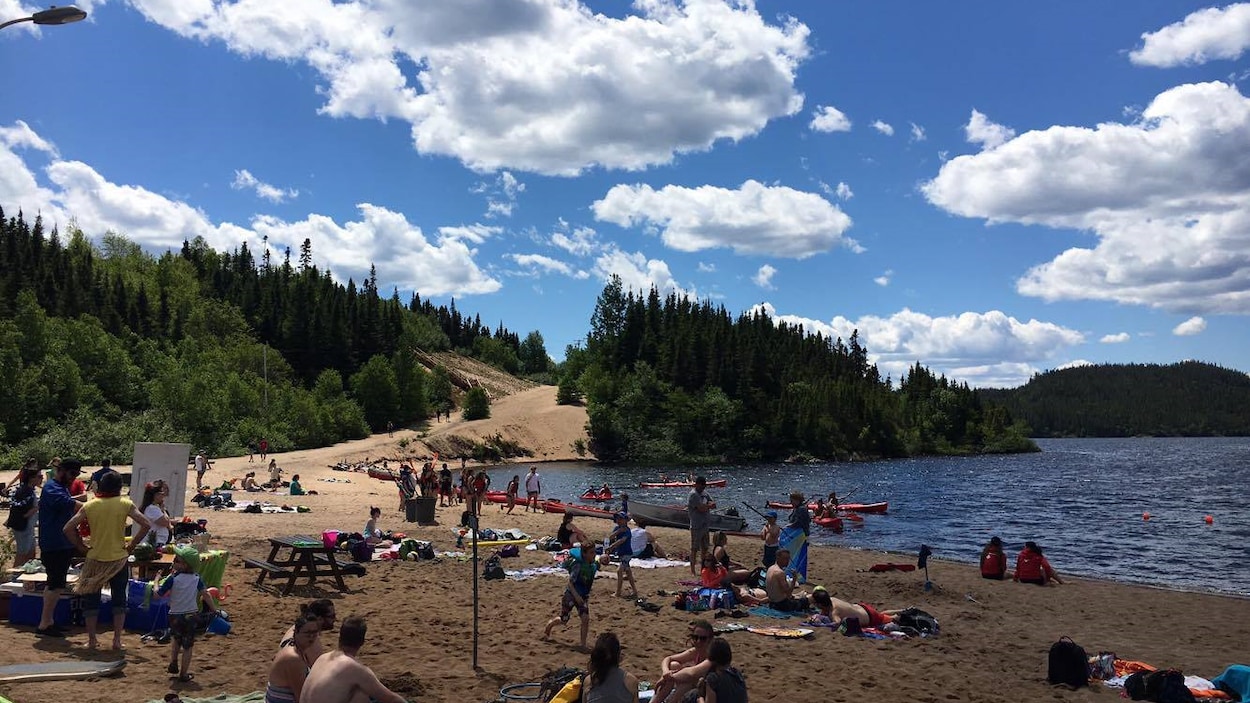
[1015,550,1044,581]
[981,550,1005,578]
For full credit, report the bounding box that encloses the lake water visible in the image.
[487,437,1250,596]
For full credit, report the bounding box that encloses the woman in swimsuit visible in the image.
[279,600,336,660]
[710,532,751,585]
[266,614,320,703]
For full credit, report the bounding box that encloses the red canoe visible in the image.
[639,479,727,488]
[580,491,614,502]
[541,499,567,514]
[368,466,398,482]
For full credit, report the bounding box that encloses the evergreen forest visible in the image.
[559,277,1038,464]
[977,361,1250,437]
[0,206,552,465]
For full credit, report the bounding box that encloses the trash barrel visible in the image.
[409,497,437,524]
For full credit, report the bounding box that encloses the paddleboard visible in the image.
[0,659,125,683]
[745,625,814,639]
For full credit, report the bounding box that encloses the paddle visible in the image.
[741,502,770,519]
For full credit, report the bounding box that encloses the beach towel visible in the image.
[1213,665,1250,702]
[779,525,808,583]
[145,693,265,703]
[748,606,794,619]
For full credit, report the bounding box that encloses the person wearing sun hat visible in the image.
[158,544,216,682]
[761,510,781,567]
[606,511,637,599]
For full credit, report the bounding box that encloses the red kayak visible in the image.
[580,490,614,502]
[639,479,727,488]
[765,500,888,514]
[541,499,567,514]
[815,516,843,531]
[368,466,398,482]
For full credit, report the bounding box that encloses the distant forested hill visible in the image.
[977,361,1250,437]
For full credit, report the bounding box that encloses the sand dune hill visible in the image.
[413,349,538,399]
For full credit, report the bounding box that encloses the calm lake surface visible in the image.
[486,437,1250,596]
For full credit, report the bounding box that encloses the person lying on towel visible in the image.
[809,587,901,629]
[765,548,810,611]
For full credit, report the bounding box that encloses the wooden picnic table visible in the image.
[244,535,353,595]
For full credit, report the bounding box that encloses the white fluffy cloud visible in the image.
[923,81,1250,315]
[964,109,1016,150]
[121,0,811,175]
[871,120,894,136]
[507,253,588,279]
[231,169,298,203]
[750,303,1085,387]
[909,122,926,142]
[874,269,893,287]
[592,180,853,259]
[474,171,526,218]
[810,105,852,132]
[1100,332,1131,344]
[592,245,690,297]
[753,264,777,289]
[1130,3,1250,67]
[1173,316,1207,336]
[0,120,499,297]
[549,220,599,257]
[834,181,853,200]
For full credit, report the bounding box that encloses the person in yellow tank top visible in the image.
[64,470,150,650]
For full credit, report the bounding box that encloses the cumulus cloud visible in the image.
[231,169,298,203]
[923,81,1250,315]
[122,0,811,175]
[964,109,1016,150]
[909,122,926,142]
[871,120,894,136]
[750,303,1085,387]
[753,264,777,289]
[874,270,893,287]
[1130,3,1250,67]
[0,120,499,297]
[507,253,588,279]
[1173,316,1207,335]
[549,220,599,257]
[592,245,690,297]
[592,180,853,259]
[1100,332,1131,343]
[810,105,852,132]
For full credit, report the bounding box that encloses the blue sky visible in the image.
[3,0,1249,387]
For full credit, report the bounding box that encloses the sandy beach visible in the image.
[3,389,1248,703]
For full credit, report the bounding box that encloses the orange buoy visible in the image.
[1142,512,1151,521]
[1204,515,1214,525]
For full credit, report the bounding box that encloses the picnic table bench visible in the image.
[243,535,361,595]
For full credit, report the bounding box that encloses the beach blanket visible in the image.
[1213,665,1250,702]
[748,606,794,619]
[1107,659,1234,700]
[779,525,808,583]
[746,625,813,639]
[146,693,265,703]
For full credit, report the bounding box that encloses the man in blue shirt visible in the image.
[36,458,82,637]
[86,458,112,493]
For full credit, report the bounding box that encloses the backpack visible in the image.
[746,566,767,590]
[1047,636,1089,688]
[895,607,940,637]
[483,555,505,580]
[537,666,584,703]
[350,539,373,563]
[499,544,520,558]
[418,542,436,560]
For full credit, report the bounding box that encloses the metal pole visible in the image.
[0,17,34,30]
[471,514,479,668]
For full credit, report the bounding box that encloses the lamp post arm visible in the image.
[0,16,35,31]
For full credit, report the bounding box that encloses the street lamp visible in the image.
[0,5,88,32]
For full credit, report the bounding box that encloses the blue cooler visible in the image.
[123,579,168,633]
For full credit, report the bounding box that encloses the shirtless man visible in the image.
[653,619,714,703]
[765,548,810,611]
[809,588,901,629]
[301,616,406,703]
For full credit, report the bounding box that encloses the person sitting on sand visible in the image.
[557,513,587,549]
[765,548,809,611]
[653,619,714,703]
[1014,541,1063,585]
[301,616,405,703]
[629,522,665,559]
[280,600,337,660]
[544,545,599,650]
[711,532,751,585]
[580,631,639,703]
[980,536,1007,580]
[760,511,781,567]
[698,637,747,703]
[268,459,283,489]
[808,587,902,629]
[363,507,385,545]
[242,472,263,492]
[266,614,320,703]
[700,554,729,589]
[288,474,306,496]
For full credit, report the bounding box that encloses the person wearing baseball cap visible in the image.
[607,511,637,599]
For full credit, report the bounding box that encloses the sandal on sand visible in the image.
[178,673,194,682]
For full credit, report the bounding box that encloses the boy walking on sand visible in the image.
[544,545,599,650]
[157,546,217,682]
